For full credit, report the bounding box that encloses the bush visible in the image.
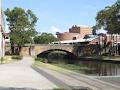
[0,57,4,64]
[11,55,22,60]
[35,57,51,63]
[35,57,43,61]
[102,53,109,56]
[53,88,67,90]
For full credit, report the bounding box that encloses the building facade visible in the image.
[0,10,5,58]
[56,25,92,41]
[4,33,11,55]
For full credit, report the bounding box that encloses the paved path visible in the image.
[0,57,57,90]
[33,62,120,90]
[96,76,120,86]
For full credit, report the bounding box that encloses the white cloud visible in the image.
[51,26,61,32]
[50,26,61,37]
[96,29,107,34]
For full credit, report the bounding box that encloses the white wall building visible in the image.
[0,10,5,58]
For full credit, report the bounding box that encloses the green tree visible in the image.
[34,32,57,44]
[95,0,120,34]
[5,7,38,54]
[95,0,120,55]
[92,26,98,35]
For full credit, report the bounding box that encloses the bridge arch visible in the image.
[37,49,77,58]
[20,44,79,57]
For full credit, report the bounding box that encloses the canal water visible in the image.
[47,58,120,76]
[76,60,120,76]
[38,51,120,76]
[79,60,120,86]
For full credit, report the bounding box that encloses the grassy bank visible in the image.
[0,55,22,64]
[34,57,89,73]
[11,55,23,60]
[52,63,81,72]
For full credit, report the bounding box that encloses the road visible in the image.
[0,57,57,90]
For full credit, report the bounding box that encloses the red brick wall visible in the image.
[69,26,80,33]
[57,32,79,40]
[80,27,92,35]
[57,25,92,41]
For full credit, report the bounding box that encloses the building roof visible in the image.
[51,35,98,44]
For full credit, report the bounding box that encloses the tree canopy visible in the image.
[95,0,120,34]
[4,7,38,46]
[34,32,57,44]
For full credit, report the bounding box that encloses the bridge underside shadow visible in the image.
[37,49,77,59]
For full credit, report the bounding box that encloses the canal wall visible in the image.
[79,56,120,62]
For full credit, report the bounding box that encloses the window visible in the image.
[73,37,76,40]
[5,37,9,39]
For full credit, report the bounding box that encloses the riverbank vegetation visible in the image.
[34,56,120,76]
[35,51,92,73]
[34,56,90,73]
[11,55,23,60]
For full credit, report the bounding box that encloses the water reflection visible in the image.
[38,50,120,76]
[78,61,120,76]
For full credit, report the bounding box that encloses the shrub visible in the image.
[35,57,51,63]
[11,55,22,60]
[35,57,43,61]
[53,88,67,90]
[0,57,4,64]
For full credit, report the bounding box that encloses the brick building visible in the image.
[56,25,92,41]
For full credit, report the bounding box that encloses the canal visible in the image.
[37,51,120,86]
[40,58,120,76]
[76,60,120,76]
[49,58,120,86]
[38,51,120,76]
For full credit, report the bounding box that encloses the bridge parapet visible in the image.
[20,44,77,56]
[34,44,74,55]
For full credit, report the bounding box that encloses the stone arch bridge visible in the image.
[20,44,79,57]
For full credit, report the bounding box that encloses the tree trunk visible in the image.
[18,46,21,55]
[11,45,15,55]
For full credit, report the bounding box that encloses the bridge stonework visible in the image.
[20,44,77,56]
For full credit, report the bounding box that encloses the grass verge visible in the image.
[34,57,89,73]
[11,55,23,60]
[0,55,22,64]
